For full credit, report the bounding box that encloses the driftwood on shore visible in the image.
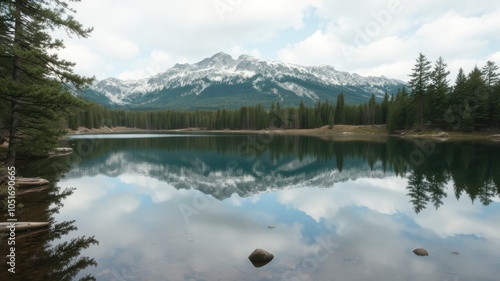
[17,184,51,195]
[0,222,50,232]
[48,147,73,157]
[15,177,50,188]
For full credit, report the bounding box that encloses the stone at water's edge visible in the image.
[413,248,429,256]
[248,248,274,268]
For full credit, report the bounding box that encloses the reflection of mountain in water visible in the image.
[46,134,500,211]
[58,135,394,200]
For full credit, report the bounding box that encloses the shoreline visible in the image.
[65,125,500,141]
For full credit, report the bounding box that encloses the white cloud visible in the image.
[277,5,500,81]
[58,0,317,80]
[55,0,499,82]
[117,50,180,81]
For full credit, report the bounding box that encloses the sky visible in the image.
[57,0,500,82]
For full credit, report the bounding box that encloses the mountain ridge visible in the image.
[80,52,407,109]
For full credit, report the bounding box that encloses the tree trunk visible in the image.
[420,97,423,127]
[6,0,22,166]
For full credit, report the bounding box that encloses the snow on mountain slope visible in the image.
[85,52,406,107]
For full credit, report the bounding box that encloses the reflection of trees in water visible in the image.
[0,182,98,280]
[57,135,500,213]
[404,141,500,213]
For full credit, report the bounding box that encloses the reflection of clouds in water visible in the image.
[57,176,117,211]
[277,176,500,243]
[277,178,500,281]
[413,181,500,244]
[56,180,317,280]
[55,172,500,280]
[118,174,179,203]
[277,176,407,222]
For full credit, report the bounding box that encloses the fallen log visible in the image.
[48,147,73,157]
[15,177,50,188]
[0,222,50,232]
[17,184,51,195]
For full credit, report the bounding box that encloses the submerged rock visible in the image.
[413,248,429,256]
[248,248,274,267]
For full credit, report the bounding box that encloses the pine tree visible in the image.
[335,92,345,124]
[466,66,488,130]
[328,112,334,129]
[445,68,467,130]
[381,92,389,124]
[428,57,450,127]
[368,94,376,125]
[298,100,306,129]
[493,82,500,127]
[461,103,475,132]
[482,61,500,92]
[482,61,499,124]
[387,88,409,132]
[0,0,92,165]
[408,53,432,128]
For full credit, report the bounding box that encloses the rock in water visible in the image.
[248,248,274,268]
[413,248,429,256]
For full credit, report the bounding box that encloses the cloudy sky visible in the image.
[57,0,500,82]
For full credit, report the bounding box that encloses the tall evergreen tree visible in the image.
[381,92,389,124]
[445,68,467,130]
[1,0,92,165]
[408,53,432,128]
[493,82,500,127]
[335,92,345,124]
[482,61,500,92]
[482,61,499,124]
[387,88,409,132]
[428,57,450,126]
[368,94,376,125]
[466,66,488,129]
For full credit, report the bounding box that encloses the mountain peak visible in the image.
[212,51,232,59]
[85,52,407,109]
[196,51,235,68]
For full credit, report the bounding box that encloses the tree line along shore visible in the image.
[64,54,500,138]
[1,27,500,162]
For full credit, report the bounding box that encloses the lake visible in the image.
[2,133,500,281]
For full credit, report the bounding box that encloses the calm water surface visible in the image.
[2,134,500,281]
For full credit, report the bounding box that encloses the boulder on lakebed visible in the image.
[248,248,274,268]
[413,248,429,256]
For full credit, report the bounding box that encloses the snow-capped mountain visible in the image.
[80,52,407,109]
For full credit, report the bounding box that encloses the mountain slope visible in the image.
[80,52,407,109]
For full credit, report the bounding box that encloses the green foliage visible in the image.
[461,103,475,132]
[387,87,409,132]
[465,66,489,130]
[69,97,392,131]
[482,61,499,125]
[408,53,432,127]
[0,0,93,164]
[402,54,498,132]
[335,92,345,124]
[428,57,450,126]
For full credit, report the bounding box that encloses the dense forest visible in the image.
[67,55,500,132]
